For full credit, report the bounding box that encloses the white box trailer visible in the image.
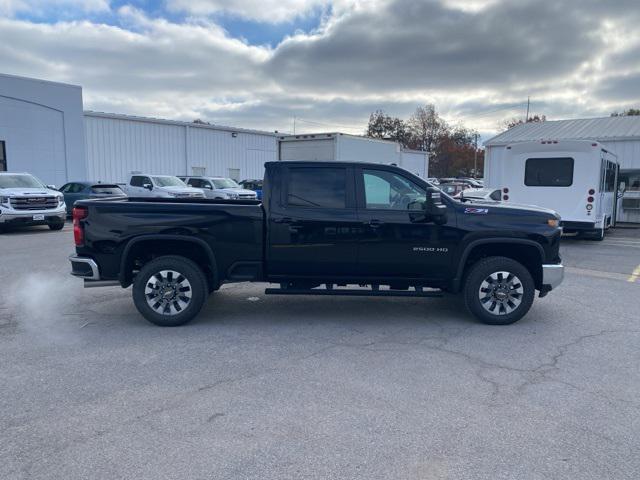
[485,140,619,240]
[278,133,428,178]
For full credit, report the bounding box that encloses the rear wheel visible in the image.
[132,255,207,326]
[464,256,535,325]
[588,227,605,241]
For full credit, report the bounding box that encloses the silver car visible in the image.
[180,176,258,200]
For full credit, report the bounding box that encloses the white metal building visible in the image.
[0,73,86,186]
[485,117,640,223]
[84,112,277,183]
[278,133,429,178]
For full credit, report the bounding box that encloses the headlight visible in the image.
[0,196,10,207]
[57,196,65,207]
[227,193,239,199]
[547,219,559,228]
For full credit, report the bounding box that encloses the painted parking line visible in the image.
[566,266,638,283]
[629,265,640,283]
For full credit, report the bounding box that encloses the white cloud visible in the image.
[1,0,640,136]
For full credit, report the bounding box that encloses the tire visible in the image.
[49,222,65,231]
[588,227,605,241]
[463,256,535,325]
[132,255,208,327]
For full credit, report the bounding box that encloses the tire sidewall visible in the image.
[132,256,207,326]
[464,257,535,325]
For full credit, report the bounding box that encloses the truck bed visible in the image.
[74,197,264,282]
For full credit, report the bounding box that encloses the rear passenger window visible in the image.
[287,167,346,209]
[130,176,144,187]
[525,158,574,187]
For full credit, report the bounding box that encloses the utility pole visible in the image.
[293,116,296,135]
[474,132,478,179]
[525,96,530,122]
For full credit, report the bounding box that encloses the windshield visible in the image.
[212,178,240,189]
[0,174,46,189]
[151,176,188,188]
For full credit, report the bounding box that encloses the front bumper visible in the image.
[0,208,66,224]
[542,263,564,290]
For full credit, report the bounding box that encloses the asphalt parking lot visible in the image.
[1,223,639,480]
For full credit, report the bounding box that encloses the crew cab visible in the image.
[0,172,66,230]
[69,161,564,327]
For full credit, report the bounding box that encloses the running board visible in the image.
[264,287,443,298]
[84,280,120,288]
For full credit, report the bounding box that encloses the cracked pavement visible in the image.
[1,224,639,479]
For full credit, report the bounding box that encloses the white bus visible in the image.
[486,140,619,240]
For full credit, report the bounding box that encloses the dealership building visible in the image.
[0,73,429,187]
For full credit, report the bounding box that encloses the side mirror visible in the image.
[143,183,153,191]
[426,188,448,225]
[204,184,213,190]
[408,188,448,224]
[47,184,57,190]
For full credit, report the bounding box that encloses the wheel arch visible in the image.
[453,238,544,292]
[119,235,219,290]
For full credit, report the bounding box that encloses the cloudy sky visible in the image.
[1,0,639,140]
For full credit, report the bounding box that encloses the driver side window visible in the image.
[362,169,425,210]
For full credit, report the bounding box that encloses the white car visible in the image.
[0,172,66,230]
[124,174,205,199]
[455,187,503,202]
[180,176,258,200]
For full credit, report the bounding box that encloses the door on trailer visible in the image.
[267,165,360,277]
[600,157,618,227]
[354,166,457,280]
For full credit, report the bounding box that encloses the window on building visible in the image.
[524,157,574,187]
[0,141,6,172]
[619,170,640,192]
[362,169,426,210]
[287,167,346,209]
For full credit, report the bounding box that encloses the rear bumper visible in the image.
[69,255,121,288]
[542,263,564,290]
[69,255,100,280]
[560,221,596,231]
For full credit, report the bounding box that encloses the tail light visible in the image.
[73,206,88,246]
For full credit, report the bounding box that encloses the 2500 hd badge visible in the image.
[413,246,449,253]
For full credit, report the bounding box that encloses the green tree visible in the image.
[366,110,410,145]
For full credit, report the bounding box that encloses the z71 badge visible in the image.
[464,207,489,215]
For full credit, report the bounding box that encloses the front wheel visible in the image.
[132,255,208,326]
[463,256,535,325]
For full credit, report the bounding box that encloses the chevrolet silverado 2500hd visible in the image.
[69,161,564,326]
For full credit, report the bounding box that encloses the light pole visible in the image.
[474,133,478,178]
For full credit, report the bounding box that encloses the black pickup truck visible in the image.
[69,161,564,326]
